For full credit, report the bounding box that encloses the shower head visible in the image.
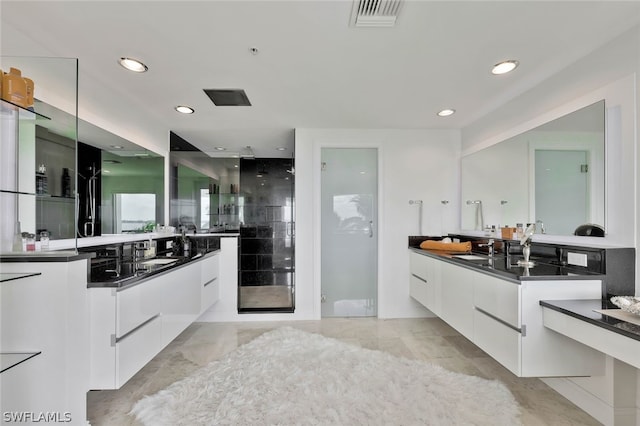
[466,200,482,205]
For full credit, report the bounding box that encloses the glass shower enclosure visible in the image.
[238,158,295,312]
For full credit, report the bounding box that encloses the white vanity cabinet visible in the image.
[472,272,604,377]
[89,280,164,390]
[409,249,606,378]
[89,258,203,390]
[200,252,220,314]
[409,251,442,315]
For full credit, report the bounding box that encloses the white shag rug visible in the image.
[130,327,521,426]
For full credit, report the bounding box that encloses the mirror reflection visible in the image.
[169,132,240,233]
[461,100,605,236]
[33,101,165,238]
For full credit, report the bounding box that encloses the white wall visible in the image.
[295,129,461,319]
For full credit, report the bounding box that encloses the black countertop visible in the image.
[540,299,640,342]
[0,251,94,262]
[409,247,603,283]
[87,249,219,289]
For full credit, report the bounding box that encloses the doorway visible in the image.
[321,148,378,317]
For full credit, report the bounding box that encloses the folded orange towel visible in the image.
[419,240,472,252]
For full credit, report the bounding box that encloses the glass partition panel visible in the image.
[0,56,77,252]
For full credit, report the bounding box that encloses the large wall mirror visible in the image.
[461,100,605,236]
[169,132,239,233]
[36,101,165,238]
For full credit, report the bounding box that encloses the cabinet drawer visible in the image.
[473,272,520,328]
[115,315,162,388]
[409,252,429,280]
[201,277,220,313]
[473,309,521,375]
[116,281,162,338]
[409,274,429,308]
[201,254,219,285]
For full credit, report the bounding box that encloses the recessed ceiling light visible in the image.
[491,60,519,75]
[276,147,287,151]
[437,109,456,117]
[110,145,123,149]
[249,47,259,55]
[175,105,194,114]
[118,57,148,73]
[214,147,226,151]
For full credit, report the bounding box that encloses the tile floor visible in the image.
[87,317,601,425]
[239,285,293,309]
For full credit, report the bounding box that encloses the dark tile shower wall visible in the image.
[77,142,102,236]
[239,158,295,303]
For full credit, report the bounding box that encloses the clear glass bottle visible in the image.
[12,222,22,252]
[39,231,50,251]
[25,233,36,252]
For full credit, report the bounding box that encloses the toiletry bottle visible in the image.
[12,222,22,252]
[25,234,36,252]
[516,223,524,240]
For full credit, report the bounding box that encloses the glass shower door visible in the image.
[321,148,378,317]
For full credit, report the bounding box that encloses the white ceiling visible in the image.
[2,1,640,158]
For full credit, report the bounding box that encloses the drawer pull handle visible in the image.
[411,273,427,284]
[203,277,218,287]
[114,313,160,345]
[475,307,522,334]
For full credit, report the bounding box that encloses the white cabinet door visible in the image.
[439,261,474,337]
[115,315,162,388]
[200,253,220,313]
[473,271,521,328]
[425,255,441,316]
[160,262,201,346]
[409,252,441,315]
[474,308,522,374]
[409,252,430,307]
[116,280,163,338]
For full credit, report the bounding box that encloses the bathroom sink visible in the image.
[138,258,179,266]
[452,254,488,261]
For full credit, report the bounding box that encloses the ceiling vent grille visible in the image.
[350,0,402,27]
[203,89,252,106]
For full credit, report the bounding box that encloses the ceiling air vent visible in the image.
[350,0,402,27]
[203,89,252,106]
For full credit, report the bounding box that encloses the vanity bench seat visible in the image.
[540,299,640,369]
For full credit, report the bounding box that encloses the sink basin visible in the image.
[139,258,179,266]
[453,254,487,261]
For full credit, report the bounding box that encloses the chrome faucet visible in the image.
[479,238,495,257]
